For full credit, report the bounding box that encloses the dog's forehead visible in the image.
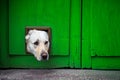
[29,30,48,43]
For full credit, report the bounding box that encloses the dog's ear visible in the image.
[28,30,34,35]
[25,30,33,41]
[25,35,30,43]
[25,35,30,40]
[25,30,36,42]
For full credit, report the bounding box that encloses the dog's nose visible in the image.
[41,53,47,60]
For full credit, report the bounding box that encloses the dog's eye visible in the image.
[45,41,48,45]
[34,41,39,45]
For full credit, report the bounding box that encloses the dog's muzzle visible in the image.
[41,52,48,60]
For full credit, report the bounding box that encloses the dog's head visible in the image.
[25,29,50,61]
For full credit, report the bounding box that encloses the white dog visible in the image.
[25,29,50,61]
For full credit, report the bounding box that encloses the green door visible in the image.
[1,0,120,69]
[82,0,120,69]
[0,0,81,68]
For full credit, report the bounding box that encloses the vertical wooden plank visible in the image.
[70,0,81,68]
[0,0,9,68]
[82,0,92,68]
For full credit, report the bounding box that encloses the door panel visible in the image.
[9,0,70,55]
[0,0,9,68]
[90,0,120,56]
[10,56,69,68]
[92,57,120,69]
[82,0,120,69]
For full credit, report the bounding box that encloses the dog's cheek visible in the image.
[34,45,37,49]
[28,43,36,54]
[44,46,48,52]
[46,43,50,51]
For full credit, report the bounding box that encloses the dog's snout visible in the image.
[41,52,47,60]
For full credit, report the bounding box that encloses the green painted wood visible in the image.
[9,0,70,55]
[82,0,120,69]
[0,0,10,68]
[10,56,69,68]
[82,0,92,68]
[92,57,120,69]
[0,0,83,68]
[70,0,81,68]
[2,0,120,69]
[89,0,120,56]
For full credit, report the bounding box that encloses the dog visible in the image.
[25,29,50,61]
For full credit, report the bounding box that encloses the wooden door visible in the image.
[0,0,81,68]
[82,0,120,69]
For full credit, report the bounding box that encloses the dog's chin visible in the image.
[36,57,49,61]
[36,57,42,61]
[37,59,42,61]
[33,54,42,61]
[46,54,49,60]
